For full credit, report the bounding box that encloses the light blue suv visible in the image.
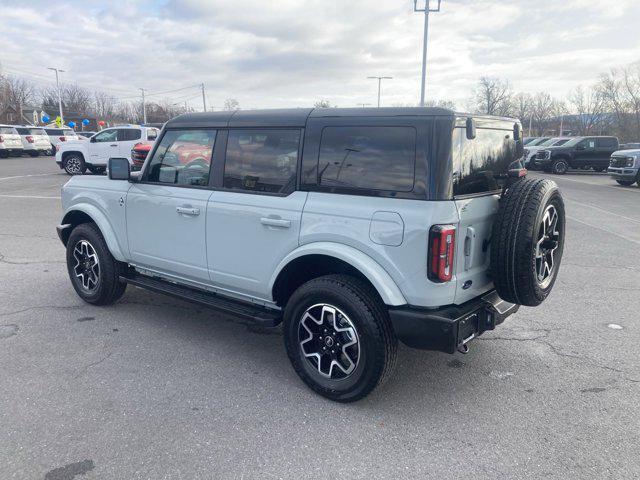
[57,108,565,401]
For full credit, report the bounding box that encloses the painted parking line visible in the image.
[0,194,60,199]
[0,173,61,181]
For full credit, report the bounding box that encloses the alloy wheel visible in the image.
[535,205,560,288]
[73,240,100,292]
[298,304,360,379]
[66,157,82,174]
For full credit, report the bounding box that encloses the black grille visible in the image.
[610,157,628,167]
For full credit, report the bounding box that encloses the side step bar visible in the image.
[120,274,282,327]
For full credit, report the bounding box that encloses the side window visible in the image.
[93,129,118,143]
[453,127,521,196]
[317,126,416,192]
[224,129,300,194]
[147,129,158,140]
[120,129,142,141]
[580,138,596,149]
[146,129,216,187]
[16,128,28,135]
[596,137,616,148]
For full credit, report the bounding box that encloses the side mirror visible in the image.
[514,123,522,141]
[466,117,476,140]
[90,136,97,143]
[108,157,130,180]
[576,145,585,151]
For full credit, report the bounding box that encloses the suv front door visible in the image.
[126,128,217,284]
[572,138,598,169]
[90,128,120,165]
[206,128,306,303]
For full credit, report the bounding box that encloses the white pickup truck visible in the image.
[55,125,159,175]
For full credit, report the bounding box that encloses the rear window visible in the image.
[596,137,617,148]
[62,130,75,136]
[0,127,16,134]
[317,126,416,192]
[45,129,63,135]
[452,127,522,197]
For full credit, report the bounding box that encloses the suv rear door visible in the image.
[206,128,306,302]
[452,124,521,304]
[117,128,143,160]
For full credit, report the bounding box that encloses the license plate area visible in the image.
[457,312,480,345]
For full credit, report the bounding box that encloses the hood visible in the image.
[612,149,640,157]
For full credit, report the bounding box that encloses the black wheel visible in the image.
[66,223,127,305]
[491,178,565,307]
[283,274,397,402]
[616,180,634,186]
[551,159,568,174]
[63,154,86,175]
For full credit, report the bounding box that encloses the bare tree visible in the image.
[530,92,555,135]
[314,99,334,108]
[3,76,36,121]
[475,77,512,116]
[511,93,533,124]
[223,98,240,111]
[568,86,606,135]
[63,84,93,116]
[93,91,116,119]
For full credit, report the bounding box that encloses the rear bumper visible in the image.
[388,291,519,353]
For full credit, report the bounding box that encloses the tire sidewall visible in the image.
[66,225,111,303]
[552,159,568,174]
[283,281,385,400]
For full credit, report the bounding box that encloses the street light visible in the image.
[367,76,393,108]
[47,67,65,123]
[413,0,442,107]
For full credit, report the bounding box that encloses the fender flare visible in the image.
[61,204,127,262]
[269,242,407,306]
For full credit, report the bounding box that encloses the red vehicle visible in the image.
[131,140,212,171]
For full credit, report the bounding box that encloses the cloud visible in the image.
[0,0,638,109]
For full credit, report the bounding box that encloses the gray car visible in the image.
[56,107,566,402]
[609,149,640,187]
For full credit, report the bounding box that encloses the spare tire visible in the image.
[490,178,565,306]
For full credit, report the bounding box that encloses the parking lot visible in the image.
[1,155,639,479]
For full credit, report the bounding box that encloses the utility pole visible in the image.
[201,83,207,112]
[413,0,442,106]
[47,67,65,123]
[367,76,393,108]
[139,88,147,124]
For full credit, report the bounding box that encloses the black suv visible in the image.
[533,136,619,174]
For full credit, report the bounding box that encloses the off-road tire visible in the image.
[491,178,565,307]
[63,153,86,175]
[616,180,634,186]
[66,223,127,305]
[283,274,397,403]
[551,159,568,174]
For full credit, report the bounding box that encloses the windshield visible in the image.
[63,130,76,136]
[552,138,570,146]
[29,128,46,135]
[560,137,584,147]
[539,138,560,147]
[529,137,550,146]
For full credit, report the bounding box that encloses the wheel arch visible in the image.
[61,150,86,162]
[270,243,407,308]
[60,205,126,261]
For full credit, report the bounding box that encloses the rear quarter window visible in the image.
[317,126,416,192]
[453,127,522,197]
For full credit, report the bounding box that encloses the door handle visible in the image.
[260,217,291,228]
[176,206,200,216]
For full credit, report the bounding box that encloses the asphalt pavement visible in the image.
[1,156,639,479]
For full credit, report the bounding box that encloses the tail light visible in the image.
[26,135,34,143]
[59,136,66,142]
[428,225,456,282]
[0,135,4,143]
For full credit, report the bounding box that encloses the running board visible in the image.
[120,274,282,327]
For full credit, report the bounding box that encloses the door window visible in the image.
[317,126,416,192]
[145,129,216,187]
[93,129,118,143]
[119,129,142,141]
[596,137,616,148]
[579,139,596,149]
[223,129,300,194]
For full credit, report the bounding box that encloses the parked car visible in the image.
[14,126,52,156]
[56,107,566,402]
[526,137,551,147]
[55,125,159,175]
[523,137,538,145]
[524,137,570,169]
[45,127,79,154]
[608,149,640,187]
[0,124,24,157]
[131,142,152,170]
[533,136,619,174]
[77,131,97,140]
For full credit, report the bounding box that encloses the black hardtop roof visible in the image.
[165,107,519,129]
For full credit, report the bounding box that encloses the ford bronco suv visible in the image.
[57,108,565,402]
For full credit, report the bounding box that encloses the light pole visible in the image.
[47,67,65,123]
[413,0,442,107]
[201,83,207,112]
[139,88,147,124]
[367,76,393,108]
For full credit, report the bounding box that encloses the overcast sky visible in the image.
[1,0,639,110]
